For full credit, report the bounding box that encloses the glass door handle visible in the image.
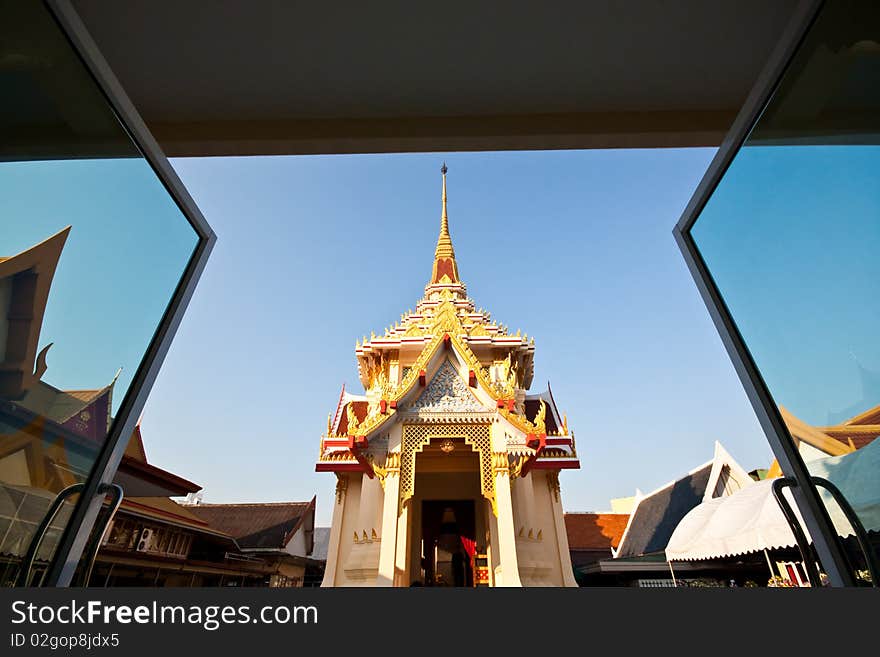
[771,478,823,587]
[810,476,879,588]
[79,483,124,587]
[15,483,85,586]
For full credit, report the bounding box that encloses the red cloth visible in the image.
[460,536,476,557]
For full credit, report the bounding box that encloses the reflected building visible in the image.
[0,228,112,584]
[316,167,579,587]
[674,0,880,586]
[91,427,320,588]
[826,361,880,427]
[1,230,319,587]
[772,402,879,474]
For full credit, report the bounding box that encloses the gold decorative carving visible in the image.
[335,475,349,504]
[320,451,358,463]
[509,454,528,479]
[533,399,547,435]
[497,406,541,435]
[368,452,399,490]
[400,423,495,516]
[384,452,401,472]
[346,404,359,434]
[547,471,560,503]
[349,301,532,440]
[492,451,510,475]
[369,456,388,489]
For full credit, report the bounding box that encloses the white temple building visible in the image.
[316,165,580,586]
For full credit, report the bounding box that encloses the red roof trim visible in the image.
[315,462,363,473]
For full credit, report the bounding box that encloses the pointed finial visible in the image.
[430,163,460,284]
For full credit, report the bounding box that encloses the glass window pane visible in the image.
[1,2,199,584]
[690,1,880,585]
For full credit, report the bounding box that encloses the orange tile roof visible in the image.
[564,512,630,550]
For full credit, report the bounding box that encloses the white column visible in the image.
[395,502,410,586]
[321,475,348,587]
[547,471,579,587]
[493,455,522,587]
[521,472,537,534]
[487,499,501,581]
[512,472,535,537]
[376,455,401,586]
[511,477,526,538]
[357,474,382,541]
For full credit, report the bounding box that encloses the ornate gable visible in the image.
[406,360,486,414]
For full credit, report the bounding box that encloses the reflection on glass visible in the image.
[1,3,198,584]
[690,2,880,584]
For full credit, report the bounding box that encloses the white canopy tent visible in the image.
[666,438,880,562]
[665,479,809,561]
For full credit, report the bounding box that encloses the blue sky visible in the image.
[693,145,880,427]
[4,148,801,527]
[133,148,777,525]
[0,158,196,410]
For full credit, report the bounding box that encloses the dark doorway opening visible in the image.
[421,500,475,587]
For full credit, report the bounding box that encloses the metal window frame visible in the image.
[33,0,217,586]
[672,0,855,586]
[30,0,857,587]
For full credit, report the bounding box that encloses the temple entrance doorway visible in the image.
[421,500,475,587]
[408,438,488,586]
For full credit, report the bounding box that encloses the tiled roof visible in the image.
[830,432,877,450]
[124,425,148,463]
[336,401,369,435]
[564,513,630,551]
[187,501,313,549]
[850,405,880,425]
[120,497,228,536]
[825,403,880,450]
[615,464,712,559]
[18,382,108,426]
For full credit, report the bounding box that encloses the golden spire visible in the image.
[435,162,455,260]
[430,162,460,284]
